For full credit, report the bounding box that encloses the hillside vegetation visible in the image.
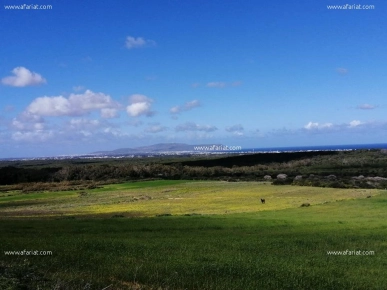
[1,149,387,190]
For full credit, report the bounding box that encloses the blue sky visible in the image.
[1,0,386,157]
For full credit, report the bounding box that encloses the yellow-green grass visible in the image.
[1,193,387,289]
[0,180,380,218]
[1,181,387,289]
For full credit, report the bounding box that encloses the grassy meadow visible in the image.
[1,180,387,289]
[0,180,379,218]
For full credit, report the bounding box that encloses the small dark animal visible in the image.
[261,198,265,204]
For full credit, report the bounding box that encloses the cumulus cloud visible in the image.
[25,90,119,118]
[357,104,376,110]
[1,67,46,87]
[348,120,363,127]
[101,108,118,118]
[170,100,201,115]
[125,36,156,49]
[27,96,69,116]
[304,122,319,130]
[11,112,45,131]
[11,118,44,131]
[170,106,180,114]
[126,94,154,117]
[304,122,333,130]
[175,122,217,132]
[127,102,151,117]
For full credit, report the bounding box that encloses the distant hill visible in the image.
[92,143,224,155]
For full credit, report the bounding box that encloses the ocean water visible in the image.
[1,143,387,161]
[242,143,387,153]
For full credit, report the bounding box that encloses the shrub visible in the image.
[277,173,288,180]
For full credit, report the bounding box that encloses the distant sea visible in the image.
[241,143,387,153]
[1,143,387,161]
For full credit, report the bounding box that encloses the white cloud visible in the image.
[349,120,363,127]
[125,36,156,49]
[357,104,376,110]
[25,90,119,118]
[11,118,44,131]
[101,108,118,118]
[304,122,333,130]
[175,122,217,132]
[206,82,226,88]
[12,130,54,142]
[27,96,70,116]
[304,122,319,130]
[68,118,100,129]
[126,94,154,117]
[103,127,126,137]
[11,112,45,131]
[1,67,46,87]
[170,106,180,114]
[129,94,151,103]
[170,100,201,115]
[301,120,373,134]
[185,100,200,109]
[127,102,152,117]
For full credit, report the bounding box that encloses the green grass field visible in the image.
[0,180,379,218]
[1,181,386,289]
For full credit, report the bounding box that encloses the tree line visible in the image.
[1,149,387,189]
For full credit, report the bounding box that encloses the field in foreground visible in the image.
[1,181,386,289]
